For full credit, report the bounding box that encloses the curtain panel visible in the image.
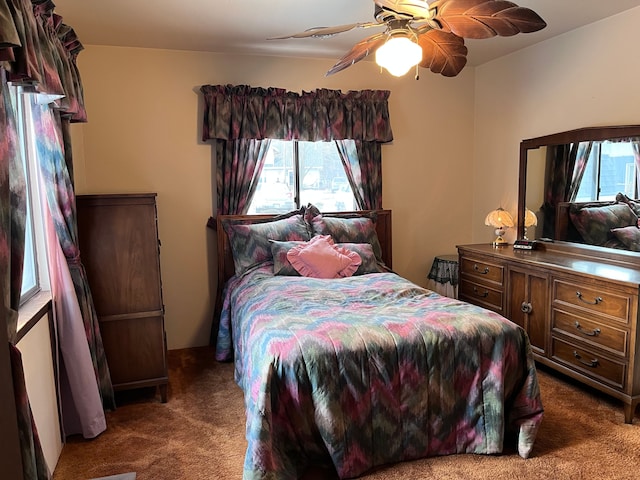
[2,1,112,477]
[1,0,87,122]
[201,84,394,143]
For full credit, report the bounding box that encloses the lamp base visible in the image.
[492,228,508,247]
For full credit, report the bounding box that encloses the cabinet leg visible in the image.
[624,402,636,424]
[158,383,168,403]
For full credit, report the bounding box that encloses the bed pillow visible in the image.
[569,203,637,246]
[337,243,385,275]
[611,226,640,252]
[306,211,383,262]
[269,240,303,276]
[270,240,383,276]
[616,192,640,218]
[222,210,310,275]
[286,235,361,279]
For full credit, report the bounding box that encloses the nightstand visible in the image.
[427,254,459,299]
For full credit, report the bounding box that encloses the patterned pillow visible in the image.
[222,211,310,275]
[569,203,637,246]
[286,235,361,279]
[615,192,640,217]
[307,211,383,262]
[337,243,385,275]
[611,226,640,251]
[270,240,303,276]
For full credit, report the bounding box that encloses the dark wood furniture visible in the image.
[458,242,640,423]
[77,193,168,402]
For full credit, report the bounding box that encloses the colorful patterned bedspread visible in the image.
[216,264,544,480]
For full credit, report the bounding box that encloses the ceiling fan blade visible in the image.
[431,0,547,39]
[326,33,388,76]
[416,29,468,77]
[374,0,432,20]
[268,22,380,40]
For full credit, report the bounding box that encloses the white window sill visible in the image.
[17,290,52,343]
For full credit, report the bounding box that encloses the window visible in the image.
[8,85,50,306]
[575,141,638,202]
[248,139,358,214]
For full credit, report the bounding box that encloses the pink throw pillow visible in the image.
[287,235,361,279]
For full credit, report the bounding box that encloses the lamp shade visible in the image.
[484,208,515,228]
[524,208,538,227]
[375,35,423,77]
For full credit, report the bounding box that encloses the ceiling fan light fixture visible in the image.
[375,35,422,77]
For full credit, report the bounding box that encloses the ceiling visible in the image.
[53,0,640,68]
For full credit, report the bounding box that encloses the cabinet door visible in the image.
[507,267,549,355]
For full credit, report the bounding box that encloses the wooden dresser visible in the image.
[77,193,168,402]
[457,242,640,423]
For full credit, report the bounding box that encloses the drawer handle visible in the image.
[472,286,489,298]
[520,302,532,314]
[473,264,490,274]
[574,321,601,337]
[573,350,599,368]
[576,291,603,305]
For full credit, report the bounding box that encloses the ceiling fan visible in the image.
[268,0,547,78]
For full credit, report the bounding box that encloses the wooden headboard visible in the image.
[555,200,617,242]
[209,210,392,323]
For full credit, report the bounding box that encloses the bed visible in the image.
[213,206,544,479]
[555,193,640,250]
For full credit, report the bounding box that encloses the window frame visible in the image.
[10,84,51,309]
[249,139,358,215]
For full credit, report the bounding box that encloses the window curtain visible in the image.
[1,67,48,480]
[336,140,382,210]
[1,2,112,476]
[216,138,271,215]
[200,84,393,214]
[32,97,114,428]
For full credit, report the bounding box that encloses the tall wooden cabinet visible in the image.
[458,243,640,423]
[77,193,168,402]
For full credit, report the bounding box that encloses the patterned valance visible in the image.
[200,84,393,143]
[0,0,86,122]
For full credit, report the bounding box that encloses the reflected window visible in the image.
[576,140,638,201]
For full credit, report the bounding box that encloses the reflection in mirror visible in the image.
[518,126,640,253]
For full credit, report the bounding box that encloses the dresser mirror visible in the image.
[517,125,640,253]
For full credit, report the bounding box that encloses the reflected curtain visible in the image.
[1,2,111,474]
[629,139,640,195]
[541,141,593,237]
[567,141,593,201]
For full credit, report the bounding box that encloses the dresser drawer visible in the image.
[552,309,628,357]
[553,280,631,324]
[460,257,504,285]
[551,337,626,390]
[459,279,503,313]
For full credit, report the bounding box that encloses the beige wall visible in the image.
[71,6,640,350]
[17,316,62,475]
[71,48,476,349]
[473,7,640,244]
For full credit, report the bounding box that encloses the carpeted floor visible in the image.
[52,346,640,480]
